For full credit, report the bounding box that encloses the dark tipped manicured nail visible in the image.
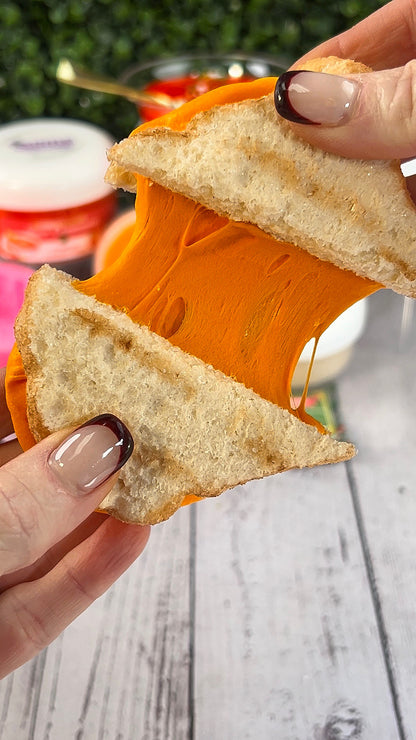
[274,70,361,126]
[48,413,134,495]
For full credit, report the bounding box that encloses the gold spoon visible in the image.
[56,58,180,109]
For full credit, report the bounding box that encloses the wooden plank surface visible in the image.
[193,467,400,739]
[338,290,416,740]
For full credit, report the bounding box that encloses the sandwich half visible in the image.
[14,264,355,524]
[7,56,415,525]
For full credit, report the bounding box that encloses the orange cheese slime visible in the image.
[79,177,378,425]
[5,77,381,504]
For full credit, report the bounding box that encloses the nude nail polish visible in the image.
[48,414,134,494]
[274,70,361,126]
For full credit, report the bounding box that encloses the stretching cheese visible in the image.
[79,177,377,428]
[5,77,380,481]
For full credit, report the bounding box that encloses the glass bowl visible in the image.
[120,53,288,122]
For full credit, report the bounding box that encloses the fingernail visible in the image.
[48,414,134,495]
[274,70,361,126]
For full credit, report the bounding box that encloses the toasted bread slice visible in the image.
[106,56,416,298]
[15,265,354,525]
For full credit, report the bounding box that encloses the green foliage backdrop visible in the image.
[0,0,386,139]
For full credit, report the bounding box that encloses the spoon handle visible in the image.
[56,59,175,109]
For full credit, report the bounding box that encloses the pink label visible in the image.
[0,262,34,366]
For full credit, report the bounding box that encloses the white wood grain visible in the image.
[193,466,400,739]
[0,506,192,740]
[338,290,416,740]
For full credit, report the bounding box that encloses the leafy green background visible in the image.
[1,0,386,140]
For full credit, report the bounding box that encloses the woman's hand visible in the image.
[274,0,416,162]
[0,367,150,678]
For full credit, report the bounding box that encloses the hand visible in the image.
[274,0,416,164]
[0,367,150,678]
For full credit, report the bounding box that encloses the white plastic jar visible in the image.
[0,118,116,279]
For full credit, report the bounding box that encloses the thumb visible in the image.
[274,62,416,160]
[0,413,133,576]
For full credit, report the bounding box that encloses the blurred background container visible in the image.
[0,118,116,279]
[121,53,286,121]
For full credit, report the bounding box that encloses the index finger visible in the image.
[0,516,150,678]
[296,0,416,71]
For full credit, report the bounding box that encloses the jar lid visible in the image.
[0,118,115,212]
